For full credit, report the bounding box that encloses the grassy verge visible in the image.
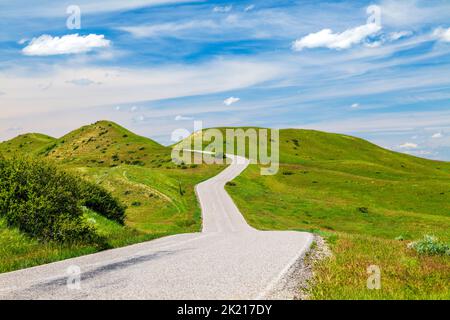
[226,164,450,299]
[310,233,449,299]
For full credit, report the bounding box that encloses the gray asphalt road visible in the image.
[0,153,313,300]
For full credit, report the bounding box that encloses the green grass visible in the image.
[220,128,450,299]
[0,133,56,156]
[0,121,223,273]
[2,123,448,299]
[309,233,449,299]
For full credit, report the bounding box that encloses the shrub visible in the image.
[0,156,98,243]
[408,235,449,256]
[0,156,126,244]
[358,207,369,214]
[78,181,126,225]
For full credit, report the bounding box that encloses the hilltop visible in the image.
[0,121,224,273]
[42,121,172,168]
[0,133,56,155]
[0,121,176,169]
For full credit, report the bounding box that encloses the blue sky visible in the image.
[1,0,450,159]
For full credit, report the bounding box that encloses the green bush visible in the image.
[0,156,126,243]
[408,235,449,256]
[0,156,97,243]
[79,181,126,225]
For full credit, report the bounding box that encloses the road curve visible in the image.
[0,153,313,299]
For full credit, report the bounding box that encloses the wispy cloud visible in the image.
[388,30,413,41]
[213,5,233,13]
[119,21,216,38]
[175,115,193,121]
[224,97,240,106]
[22,34,110,56]
[66,78,102,86]
[433,27,450,42]
[292,23,381,51]
[244,5,255,12]
[1,0,201,17]
[0,58,285,119]
[399,142,418,149]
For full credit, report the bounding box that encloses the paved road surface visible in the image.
[0,153,312,299]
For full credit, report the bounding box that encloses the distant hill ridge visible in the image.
[1,121,449,176]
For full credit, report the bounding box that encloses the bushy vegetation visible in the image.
[79,181,126,224]
[0,121,225,273]
[408,235,450,256]
[0,156,125,244]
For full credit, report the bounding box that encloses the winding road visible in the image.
[0,153,312,299]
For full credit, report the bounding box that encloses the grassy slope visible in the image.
[43,120,171,167]
[0,121,223,273]
[0,133,56,156]
[218,128,450,299]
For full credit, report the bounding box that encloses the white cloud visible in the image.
[130,106,138,112]
[38,82,52,91]
[292,23,381,51]
[18,38,28,45]
[213,5,232,13]
[119,21,216,38]
[432,132,443,139]
[0,59,285,119]
[351,103,360,108]
[388,31,413,41]
[379,0,450,28]
[22,34,110,56]
[2,0,199,17]
[406,150,432,156]
[365,41,382,48]
[175,115,193,121]
[433,27,450,42]
[399,142,418,149]
[6,126,22,132]
[115,106,121,111]
[244,5,255,12]
[66,78,101,86]
[224,97,240,106]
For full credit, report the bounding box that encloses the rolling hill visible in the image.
[0,133,56,155]
[0,121,224,273]
[1,123,448,299]
[41,121,173,168]
[182,127,450,299]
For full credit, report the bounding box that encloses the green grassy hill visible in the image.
[0,133,56,155]
[2,124,448,299]
[0,121,223,273]
[180,127,449,299]
[207,127,450,299]
[41,121,173,168]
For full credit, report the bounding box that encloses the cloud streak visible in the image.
[22,34,110,56]
[292,23,381,51]
[0,58,286,119]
